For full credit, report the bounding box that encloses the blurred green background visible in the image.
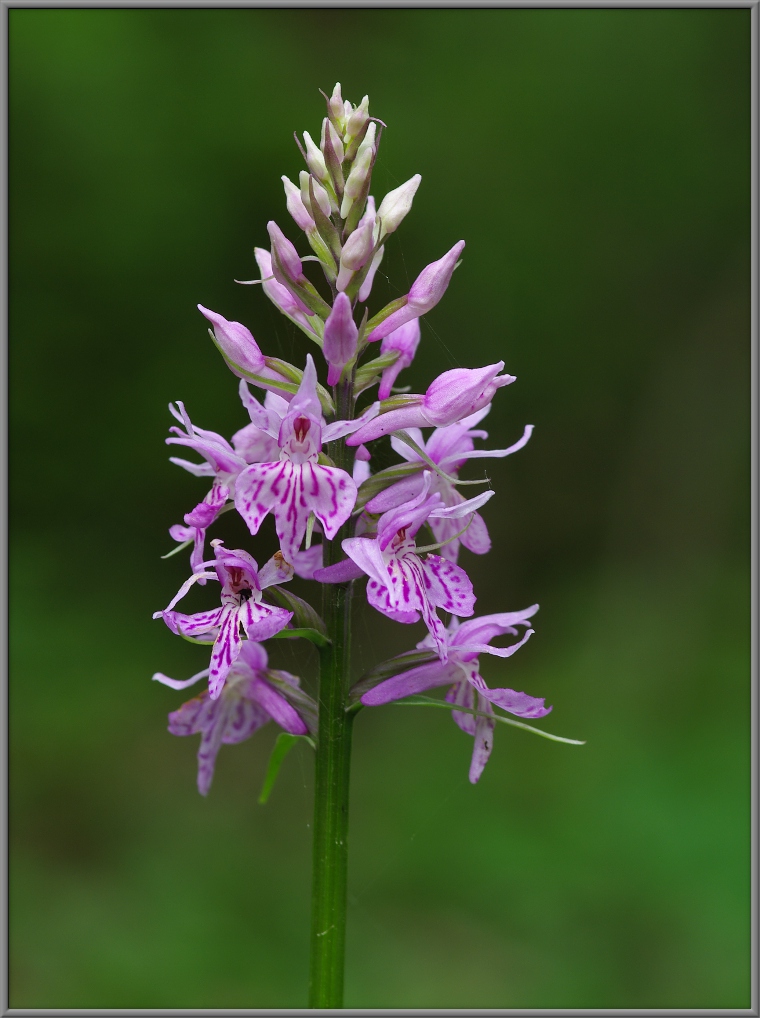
[9,8,751,1010]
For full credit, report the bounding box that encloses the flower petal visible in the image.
[366,580,420,624]
[469,695,496,784]
[208,604,244,699]
[445,676,477,735]
[422,554,475,617]
[248,676,308,734]
[361,659,461,705]
[239,600,293,642]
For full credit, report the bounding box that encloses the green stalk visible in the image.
[309,378,355,1009]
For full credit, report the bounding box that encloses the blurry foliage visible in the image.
[9,8,750,1008]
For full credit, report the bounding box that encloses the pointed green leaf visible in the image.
[348,649,439,706]
[270,627,330,648]
[258,733,315,805]
[365,295,408,334]
[391,695,586,746]
[354,350,400,393]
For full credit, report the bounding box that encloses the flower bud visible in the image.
[357,245,384,303]
[328,82,345,130]
[336,218,374,292]
[377,174,421,237]
[299,171,331,219]
[282,175,314,233]
[344,95,369,142]
[267,221,304,286]
[340,144,373,218]
[302,131,329,183]
[254,248,298,316]
[198,305,266,376]
[321,118,345,165]
[378,319,421,399]
[323,292,359,386]
[366,240,465,341]
[423,363,515,426]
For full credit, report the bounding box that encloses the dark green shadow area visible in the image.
[9,8,750,1009]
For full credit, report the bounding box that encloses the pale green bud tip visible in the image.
[377,174,422,236]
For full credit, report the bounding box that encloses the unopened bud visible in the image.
[336,219,374,291]
[282,175,315,233]
[299,171,331,219]
[323,292,359,386]
[322,118,344,165]
[377,174,421,237]
[345,95,369,142]
[267,221,304,285]
[303,131,329,183]
[328,82,345,129]
[340,144,374,218]
[198,305,265,376]
[357,245,384,303]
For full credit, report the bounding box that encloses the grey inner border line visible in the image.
[1,2,755,1017]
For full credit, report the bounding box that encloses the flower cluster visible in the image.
[154,84,550,792]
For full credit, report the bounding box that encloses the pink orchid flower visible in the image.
[234,355,378,563]
[316,474,494,660]
[364,406,533,562]
[153,540,294,699]
[154,641,313,795]
[361,606,548,782]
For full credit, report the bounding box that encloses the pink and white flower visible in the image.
[234,355,378,563]
[360,606,548,782]
[316,475,494,659]
[154,641,314,795]
[364,406,533,562]
[153,540,294,699]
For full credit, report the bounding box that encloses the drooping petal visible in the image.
[445,675,477,735]
[366,578,420,624]
[469,693,496,784]
[220,692,270,744]
[248,676,308,735]
[459,510,491,556]
[464,661,551,718]
[159,606,223,639]
[361,658,461,706]
[196,697,231,794]
[208,604,244,699]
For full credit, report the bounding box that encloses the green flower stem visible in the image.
[309,377,355,1009]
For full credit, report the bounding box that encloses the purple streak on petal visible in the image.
[239,600,293,642]
[366,579,420,624]
[341,537,389,588]
[481,685,551,718]
[221,694,269,744]
[361,659,460,706]
[168,690,216,737]
[249,676,308,734]
[195,697,229,794]
[313,557,365,583]
[469,694,496,783]
[422,554,475,617]
[208,604,243,699]
[446,676,477,735]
